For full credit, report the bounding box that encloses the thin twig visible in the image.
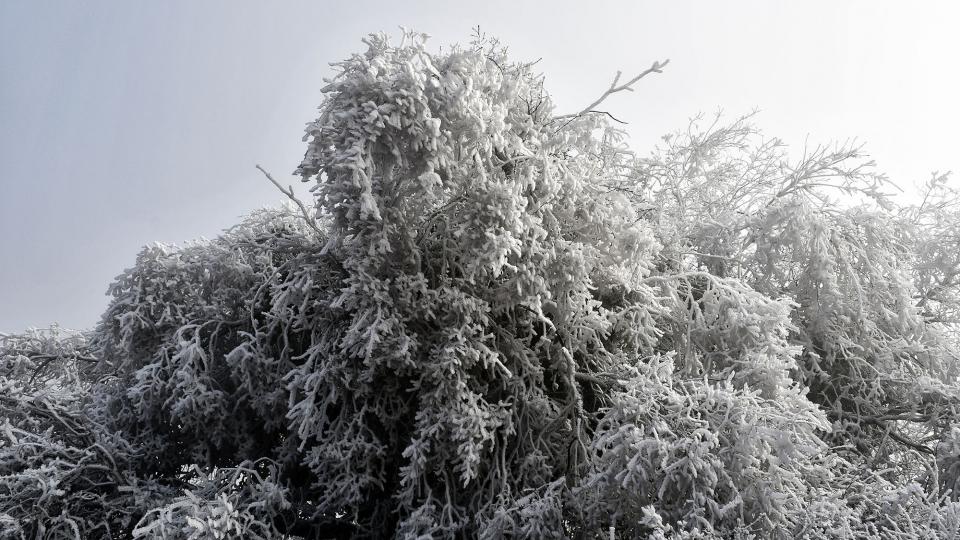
[553,59,670,130]
[255,165,324,237]
[587,110,629,124]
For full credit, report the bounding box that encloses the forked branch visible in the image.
[256,164,324,236]
[554,59,670,129]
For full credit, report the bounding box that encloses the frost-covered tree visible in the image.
[3,30,960,539]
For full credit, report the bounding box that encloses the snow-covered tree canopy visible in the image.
[3,31,960,539]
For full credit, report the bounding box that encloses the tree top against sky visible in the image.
[3,28,960,538]
[2,1,959,331]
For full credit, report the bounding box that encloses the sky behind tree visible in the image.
[1,0,958,331]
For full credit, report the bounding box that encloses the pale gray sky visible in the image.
[2,1,958,331]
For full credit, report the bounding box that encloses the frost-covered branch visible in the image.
[553,59,669,129]
[256,164,324,236]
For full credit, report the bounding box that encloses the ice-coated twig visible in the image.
[554,59,670,130]
[256,164,325,236]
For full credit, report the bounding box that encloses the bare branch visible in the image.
[553,59,670,129]
[256,164,325,237]
[586,110,629,124]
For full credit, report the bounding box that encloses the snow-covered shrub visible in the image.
[132,460,292,540]
[575,353,833,538]
[4,30,960,539]
[0,331,171,538]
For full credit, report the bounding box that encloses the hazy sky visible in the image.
[2,1,958,331]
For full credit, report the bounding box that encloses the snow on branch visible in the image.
[554,59,670,129]
[256,164,324,236]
